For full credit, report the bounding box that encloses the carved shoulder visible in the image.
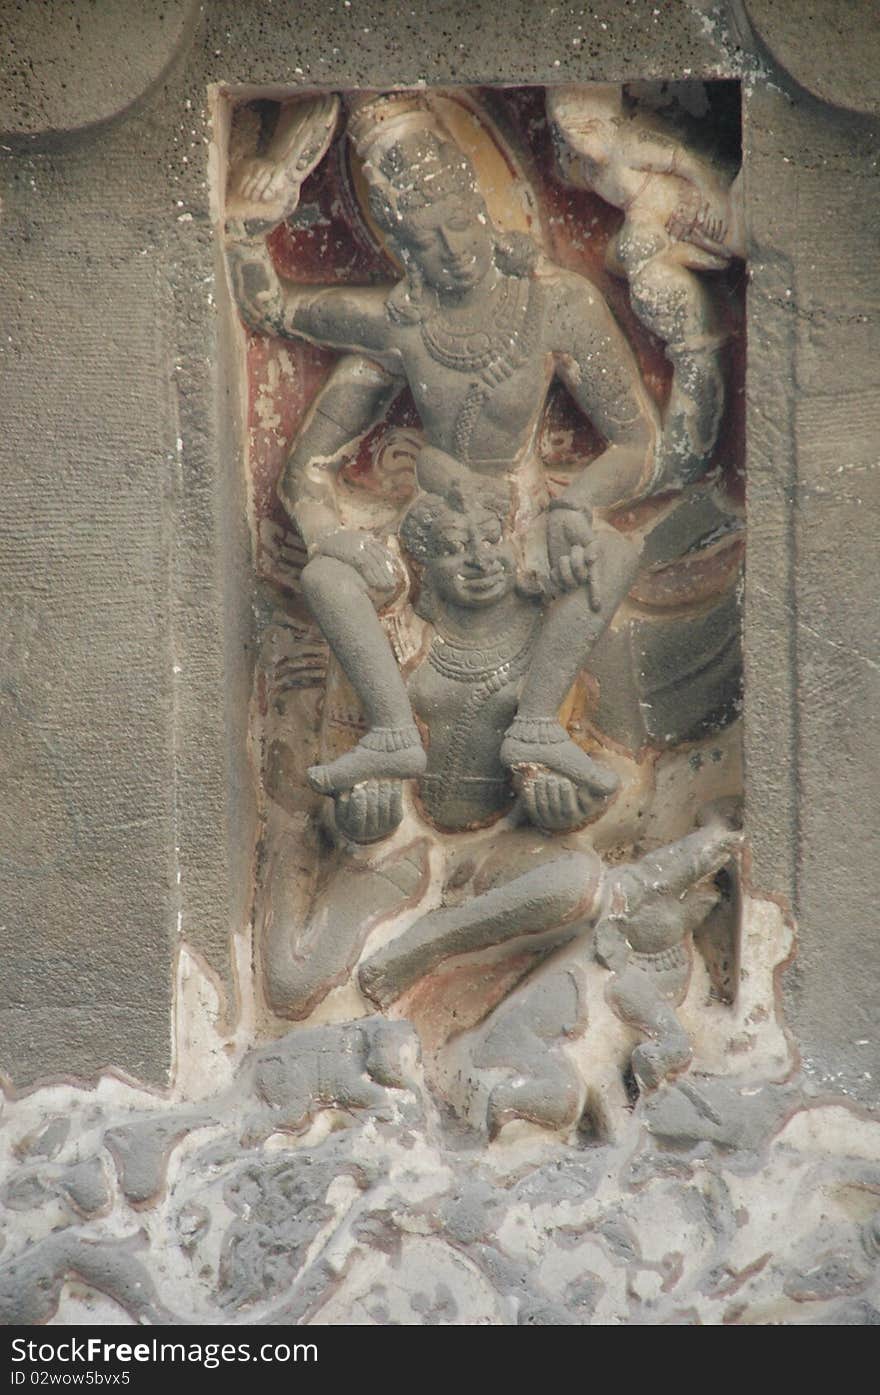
[535,263,609,354]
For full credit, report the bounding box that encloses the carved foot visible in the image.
[359,904,471,1010]
[308,725,426,795]
[631,1037,693,1092]
[501,719,618,799]
[358,946,407,1011]
[228,94,340,229]
[487,1070,581,1139]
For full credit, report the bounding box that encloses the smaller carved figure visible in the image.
[301,467,639,825]
[360,812,739,1026]
[244,1016,418,1142]
[473,959,590,1138]
[262,481,631,1022]
[548,84,744,487]
[431,815,742,1137]
[594,820,739,1089]
[100,1018,420,1207]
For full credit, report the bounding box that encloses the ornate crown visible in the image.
[346,92,432,158]
[346,92,479,223]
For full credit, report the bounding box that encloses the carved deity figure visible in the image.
[224,87,745,1132]
[261,481,635,1022]
[547,84,744,487]
[350,493,742,1040]
[226,92,662,804]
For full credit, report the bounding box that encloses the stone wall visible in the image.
[0,0,876,1104]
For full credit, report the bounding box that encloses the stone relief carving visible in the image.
[12,83,877,1329]
[547,84,744,490]
[223,84,748,1130]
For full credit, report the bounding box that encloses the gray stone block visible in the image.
[0,0,876,1113]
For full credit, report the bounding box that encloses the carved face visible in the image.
[398,191,495,295]
[426,504,516,608]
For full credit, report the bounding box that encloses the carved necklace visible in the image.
[420,273,536,382]
[428,610,538,687]
[421,273,543,462]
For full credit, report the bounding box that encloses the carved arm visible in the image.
[225,219,398,360]
[549,273,659,512]
[223,92,399,358]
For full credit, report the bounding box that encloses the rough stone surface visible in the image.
[742,0,880,115]
[743,74,880,1102]
[0,0,201,144]
[0,896,878,1327]
[0,0,876,1192]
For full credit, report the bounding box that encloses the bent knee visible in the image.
[550,851,604,922]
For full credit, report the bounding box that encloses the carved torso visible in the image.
[408,599,540,830]
[384,264,652,485]
[392,272,551,470]
[399,335,552,470]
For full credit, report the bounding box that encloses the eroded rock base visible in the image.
[1,898,878,1327]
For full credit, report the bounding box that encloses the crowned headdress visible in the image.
[345,92,480,231]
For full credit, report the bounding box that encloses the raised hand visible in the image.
[258,517,309,592]
[313,528,403,597]
[546,506,601,610]
[227,93,340,231]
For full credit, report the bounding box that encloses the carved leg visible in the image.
[300,554,426,793]
[359,850,601,1008]
[623,238,726,488]
[479,962,588,1136]
[606,964,693,1090]
[502,525,639,793]
[599,823,742,1090]
[264,840,430,1019]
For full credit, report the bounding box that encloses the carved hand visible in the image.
[546,506,601,611]
[334,780,404,843]
[258,517,308,592]
[517,769,598,832]
[665,183,732,261]
[228,93,340,231]
[313,529,403,596]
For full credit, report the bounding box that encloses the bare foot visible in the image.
[357,951,399,1011]
[308,726,426,796]
[358,906,452,1008]
[501,719,618,799]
